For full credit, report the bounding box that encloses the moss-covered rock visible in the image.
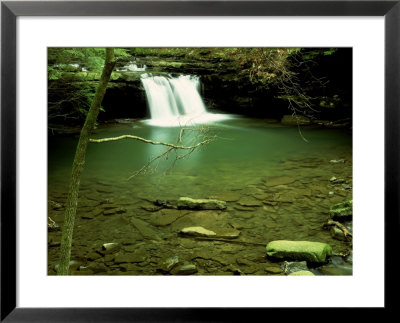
[288,270,315,276]
[330,200,352,221]
[177,197,227,210]
[266,240,332,263]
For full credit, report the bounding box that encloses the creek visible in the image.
[48,73,352,276]
[48,116,352,276]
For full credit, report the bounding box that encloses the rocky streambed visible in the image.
[48,156,353,276]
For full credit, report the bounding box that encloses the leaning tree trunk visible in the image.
[57,48,116,275]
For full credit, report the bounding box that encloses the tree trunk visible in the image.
[57,48,116,275]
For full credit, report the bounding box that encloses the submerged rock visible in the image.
[159,256,180,273]
[215,228,241,239]
[238,197,263,207]
[114,251,147,264]
[171,263,198,275]
[154,200,176,209]
[265,266,283,274]
[49,200,63,210]
[282,261,308,275]
[330,200,352,221]
[330,226,347,241]
[48,222,61,232]
[263,176,296,187]
[288,270,315,276]
[177,197,227,210]
[216,191,241,202]
[131,217,160,240]
[149,209,183,226]
[101,242,120,254]
[266,240,332,263]
[180,226,217,237]
[330,159,345,164]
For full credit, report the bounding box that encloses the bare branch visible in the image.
[90,127,216,180]
[89,134,214,149]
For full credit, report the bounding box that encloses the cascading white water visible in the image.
[141,74,231,127]
[141,76,180,120]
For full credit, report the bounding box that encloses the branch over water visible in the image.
[89,134,213,149]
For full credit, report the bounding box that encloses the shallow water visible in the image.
[48,117,353,275]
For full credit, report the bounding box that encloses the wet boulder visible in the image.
[158,256,180,273]
[177,197,226,210]
[266,240,332,263]
[288,270,315,276]
[179,226,217,237]
[171,263,198,275]
[281,260,308,275]
[330,200,352,221]
[100,242,120,255]
[330,226,347,241]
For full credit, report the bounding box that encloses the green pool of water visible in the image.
[48,117,353,276]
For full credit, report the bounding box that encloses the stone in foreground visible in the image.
[282,260,308,275]
[180,226,217,237]
[330,200,352,221]
[288,270,315,276]
[159,256,180,273]
[101,242,120,254]
[177,197,226,210]
[171,263,198,275]
[266,240,332,263]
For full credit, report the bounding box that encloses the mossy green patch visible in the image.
[330,200,352,221]
[266,240,332,263]
[288,270,315,276]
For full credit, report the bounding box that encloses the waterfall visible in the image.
[141,74,230,127]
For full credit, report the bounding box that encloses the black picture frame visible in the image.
[1,0,398,321]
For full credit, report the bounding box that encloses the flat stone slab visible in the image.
[238,197,263,207]
[288,270,315,276]
[131,218,160,240]
[216,191,241,202]
[263,176,296,187]
[101,242,120,254]
[180,226,217,237]
[177,197,226,210]
[149,209,184,226]
[330,200,352,221]
[266,240,332,263]
[215,228,241,239]
[114,251,147,264]
[265,266,283,274]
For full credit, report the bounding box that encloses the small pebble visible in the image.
[330,159,345,164]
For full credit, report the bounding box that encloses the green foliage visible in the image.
[48,47,131,77]
[48,47,343,125]
[48,48,128,124]
[301,48,337,60]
